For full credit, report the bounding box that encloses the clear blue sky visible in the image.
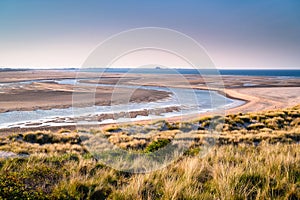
[0,0,300,69]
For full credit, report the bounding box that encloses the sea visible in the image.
[65,68,300,77]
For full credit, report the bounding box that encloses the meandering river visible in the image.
[0,79,244,129]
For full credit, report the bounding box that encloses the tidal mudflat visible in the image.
[0,70,299,132]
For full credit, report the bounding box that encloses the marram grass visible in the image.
[0,104,299,199]
[0,143,299,199]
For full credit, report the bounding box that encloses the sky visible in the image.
[0,0,300,69]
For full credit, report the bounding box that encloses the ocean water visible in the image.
[74,68,300,77]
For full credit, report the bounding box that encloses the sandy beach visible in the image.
[223,87,300,114]
[0,70,299,132]
[0,80,171,113]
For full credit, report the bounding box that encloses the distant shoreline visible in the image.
[1,68,300,77]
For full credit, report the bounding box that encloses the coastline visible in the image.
[1,86,299,134]
[0,81,172,113]
[0,70,299,133]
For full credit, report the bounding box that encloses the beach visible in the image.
[0,70,299,132]
[0,81,171,113]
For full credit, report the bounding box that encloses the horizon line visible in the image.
[0,65,300,70]
[0,67,299,70]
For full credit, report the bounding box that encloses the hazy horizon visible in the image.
[1,66,299,70]
[1,0,300,69]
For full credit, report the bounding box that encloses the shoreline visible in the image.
[0,81,172,113]
[0,71,299,133]
[1,86,299,134]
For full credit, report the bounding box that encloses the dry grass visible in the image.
[0,130,85,155]
[0,105,299,199]
[0,143,299,199]
[100,104,300,150]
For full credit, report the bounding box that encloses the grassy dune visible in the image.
[0,105,299,199]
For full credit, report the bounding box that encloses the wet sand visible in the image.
[0,81,171,113]
[223,87,300,114]
[0,70,299,132]
[79,73,300,113]
[0,70,96,83]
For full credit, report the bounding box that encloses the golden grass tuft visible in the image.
[1,143,299,199]
[0,104,299,199]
